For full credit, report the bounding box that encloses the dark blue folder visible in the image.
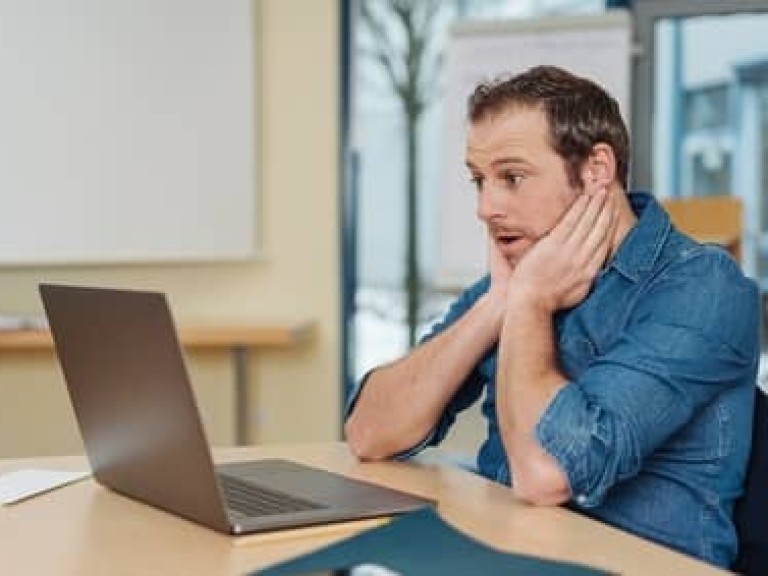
[253,507,616,575]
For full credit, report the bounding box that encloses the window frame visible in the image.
[631,0,768,190]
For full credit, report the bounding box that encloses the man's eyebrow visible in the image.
[491,157,530,167]
[465,156,535,175]
[465,157,529,169]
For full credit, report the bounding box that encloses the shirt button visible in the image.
[576,494,588,505]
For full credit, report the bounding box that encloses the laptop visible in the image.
[39,283,432,535]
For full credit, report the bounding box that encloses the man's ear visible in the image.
[581,143,616,187]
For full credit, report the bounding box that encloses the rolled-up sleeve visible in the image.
[536,252,759,507]
[536,382,642,507]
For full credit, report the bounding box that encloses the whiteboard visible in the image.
[437,11,631,289]
[0,0,257,265]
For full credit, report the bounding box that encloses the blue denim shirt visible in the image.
[349,193,759,568]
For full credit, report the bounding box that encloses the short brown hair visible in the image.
[467,65,629,189]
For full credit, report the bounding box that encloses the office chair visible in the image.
[661,195,742,262]
[733,387,768,575]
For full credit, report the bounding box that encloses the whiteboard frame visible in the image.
[0,0,259,266]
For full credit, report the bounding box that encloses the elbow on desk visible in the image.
[511,462,571,506]
[344,407,434,462]
[512,480,570,507]
[343,417,391,461]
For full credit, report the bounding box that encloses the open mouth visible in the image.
[497,235,521,246]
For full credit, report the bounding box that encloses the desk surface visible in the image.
[0,323,315,352]
[0,443,728,576]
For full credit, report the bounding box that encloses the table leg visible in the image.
[233,346,249,445]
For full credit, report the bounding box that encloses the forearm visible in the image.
[345,292,505,460]
[496,293,570,505]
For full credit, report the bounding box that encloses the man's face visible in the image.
[466,105,581,268]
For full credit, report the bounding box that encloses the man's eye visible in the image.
[469,176,483,190]
[503,173,525,188]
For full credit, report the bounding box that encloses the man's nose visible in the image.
[476,187,504,222]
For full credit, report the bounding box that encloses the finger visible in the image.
[580,201,617,268]
[584,249,608,280]
[582,173,605,198]
[487,235,512,284]
[487,235,502,269]
[583,195,614,251]
[585,228,614,274]
[565,186,609,248]
[547,192,591,243]
[582,224,614,275]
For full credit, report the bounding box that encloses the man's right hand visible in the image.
[346,234,515,460]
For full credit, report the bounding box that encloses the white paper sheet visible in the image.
[0,469,90,505]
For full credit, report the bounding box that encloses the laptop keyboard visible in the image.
[218,473,326,518]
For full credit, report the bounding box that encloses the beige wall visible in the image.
[0,0,341,457]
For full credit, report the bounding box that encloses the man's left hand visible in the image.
[508,186,618,313]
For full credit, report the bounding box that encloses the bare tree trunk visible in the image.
[358,0,443,348]
[405,108,419,347]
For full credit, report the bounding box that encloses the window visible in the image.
[633,1,768,358]
[345,0,606,387]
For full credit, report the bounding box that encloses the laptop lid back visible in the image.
[40,283,230,532]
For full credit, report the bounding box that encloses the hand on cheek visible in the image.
[509,186,616,313]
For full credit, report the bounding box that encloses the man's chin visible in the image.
[498,244,525,266]
[492,236,530,268]
[503,253,520,268]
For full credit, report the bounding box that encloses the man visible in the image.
[344,65,759,568]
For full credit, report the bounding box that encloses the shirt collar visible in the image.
[607,192,671,283]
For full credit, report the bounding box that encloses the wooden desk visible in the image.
[0,324,314,445]
[0,443,729,575]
